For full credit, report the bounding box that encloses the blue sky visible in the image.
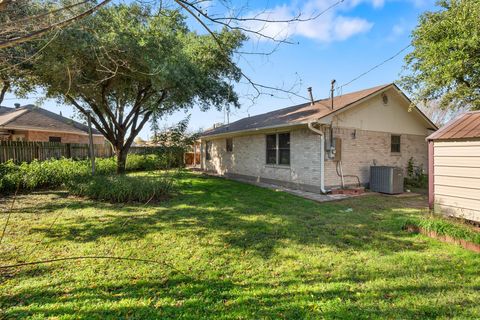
[3,0,437,139]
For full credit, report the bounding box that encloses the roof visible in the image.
[427,110,480,141]
[201,83,436,138]
[0,105,102,135]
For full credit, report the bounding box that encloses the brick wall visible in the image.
[25,130,105,145]
[324,127,427,188]
[202,126,428,190]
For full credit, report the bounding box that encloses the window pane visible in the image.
[206,141,212,160]
[278,149,290,165]
[266,134,276,149]
[226,138,233,152]
[391,135,400,153]
[266,149,277,164]
[278,133,290,149]
[49,136,61,143]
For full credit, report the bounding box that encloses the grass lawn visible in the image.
[1,171,479,319]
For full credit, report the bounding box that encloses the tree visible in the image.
[151,117,199,150]
[0,0,112,50]
[401,0,480,111]
[418,100,469,127]
[26,4,244,173]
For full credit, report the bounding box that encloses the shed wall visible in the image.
[433,140,480,222]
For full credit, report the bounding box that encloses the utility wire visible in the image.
[336,44,412,92]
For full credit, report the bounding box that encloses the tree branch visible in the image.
[0,0,112,50]
[0,80,10,105]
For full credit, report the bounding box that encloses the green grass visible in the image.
[405,214,480,245]
[0,171,479,319]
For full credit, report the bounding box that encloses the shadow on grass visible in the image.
[2,174,479,319]
[2,272,478,319]
[22,174,429,256]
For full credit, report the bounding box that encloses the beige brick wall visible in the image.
[202,126,428,190]
[25,130,105,145]
[324,127,427,187]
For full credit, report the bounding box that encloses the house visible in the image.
[427,111,480,222]
[0,104,105,144]
[198,83,437,192]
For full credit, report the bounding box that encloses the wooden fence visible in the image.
[0,141,113,163]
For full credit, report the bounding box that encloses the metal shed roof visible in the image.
[427,110,480,140]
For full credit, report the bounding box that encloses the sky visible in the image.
[3,0,438,139]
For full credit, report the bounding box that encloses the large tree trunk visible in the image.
[116,147,128,174]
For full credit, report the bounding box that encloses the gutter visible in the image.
[307,122,328,194]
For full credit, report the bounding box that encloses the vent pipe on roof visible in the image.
[330,79,336,110]
[307,87,314,105]
[14,103,20,109]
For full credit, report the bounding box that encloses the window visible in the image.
[49,136,61,143]
[391,135,400,153]
[205,141,212,160]
[266,132,290,165]
[226,138,233,152]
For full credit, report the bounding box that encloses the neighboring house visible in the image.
[427,111,480,222]
[199,83,437,192]
[0,104,105,144]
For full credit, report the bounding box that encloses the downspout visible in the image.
[308,122,328,194]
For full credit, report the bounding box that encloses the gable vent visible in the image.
[382,93,389,105]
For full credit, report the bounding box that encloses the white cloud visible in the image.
[241,0,376,43]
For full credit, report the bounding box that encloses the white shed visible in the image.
[427,111,480,222]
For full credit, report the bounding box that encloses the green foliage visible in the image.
[0,153,181,193]
[404,214,480,245]
[404,157,428,189]
[66,173,175,203]
[18,3,245,173]
[401,0,480,110]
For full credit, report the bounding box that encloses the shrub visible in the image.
[405,157,428,189]
[66,173,175,203]
[0,153,181,194]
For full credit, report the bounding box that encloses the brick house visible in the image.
[0,104,105,144]
[199,83,438,192]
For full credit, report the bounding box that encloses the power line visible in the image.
[336,44,412,92]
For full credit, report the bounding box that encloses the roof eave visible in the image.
[200,122,313,139]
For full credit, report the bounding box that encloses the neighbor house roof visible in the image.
[201,83,436,138]
[427,110,480,141]
[0,105,102,135]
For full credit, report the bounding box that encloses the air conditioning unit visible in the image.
[370,166,404,194]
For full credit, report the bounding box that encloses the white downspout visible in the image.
[308,122,328,194]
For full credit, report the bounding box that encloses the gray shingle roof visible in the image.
[201,84,392,137]
[0,105,102,135]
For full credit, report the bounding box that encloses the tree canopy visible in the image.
[23,4,244,173]
[401,0,480,111]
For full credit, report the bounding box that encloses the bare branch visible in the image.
[0,0,112,50]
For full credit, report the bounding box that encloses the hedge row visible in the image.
[67,173,175,203]
[0,153,179,193]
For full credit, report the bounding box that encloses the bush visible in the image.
[0,153,181,194]
[0,158,88,193]
[405,157,428,189]
[66,173,175,203]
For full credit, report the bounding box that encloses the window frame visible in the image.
[49,136,62,143]
[205,141,212,160]
[265,132,290,166]
[226,138,233,152]
[390,134,401,153]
